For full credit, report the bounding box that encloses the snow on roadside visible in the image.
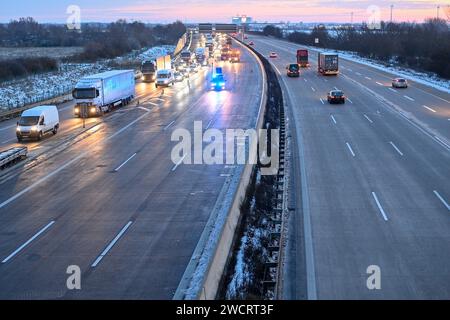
[0,45,176,112]
[302,44,450,94]
[335,50,450,94]
[138,45,175,62]
[225,235,251,300]
[0,63,108,112]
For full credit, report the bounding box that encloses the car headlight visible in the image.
[16,127,21,132]
[31,126,37,131]
[90,107,96,113]
[75,107,80,113]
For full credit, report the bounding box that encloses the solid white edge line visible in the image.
[114,153,137,172]
[271,63,282,76]
[91,221,133,268]
[433,191,450,211]
[253,39,318,299]
[434,136,450,149]
[2,221,55,263]
[267,37,450,101]
[346,142,355,157]
[389,141,404,156]
[372,192,389,221]
[342,73,450,152]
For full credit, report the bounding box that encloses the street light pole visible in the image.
[390,4,394,23]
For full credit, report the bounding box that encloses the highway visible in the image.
[249,35,450,299]
[0,37,263,299]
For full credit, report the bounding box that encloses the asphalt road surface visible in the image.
[249,35,450,299]
[0,39,263,299]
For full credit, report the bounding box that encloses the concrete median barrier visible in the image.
[174,37,269,300]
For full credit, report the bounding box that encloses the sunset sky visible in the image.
[1,0,448,23]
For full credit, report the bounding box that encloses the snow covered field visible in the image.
[0,47,83,61]
[0,45,175,112]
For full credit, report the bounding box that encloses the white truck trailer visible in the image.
[72,70,135,117]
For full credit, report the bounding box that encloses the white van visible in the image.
[155,69,174,88]
[16,105,60,142]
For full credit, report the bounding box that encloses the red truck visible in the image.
[297,49,309,67]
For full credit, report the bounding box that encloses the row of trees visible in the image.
[263,25,283,38]
[72,20,185,61]
[0,18,187,80]
[0,18,186,48]
[286,19,450,79]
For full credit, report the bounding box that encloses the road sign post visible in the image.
[79,105,88,129]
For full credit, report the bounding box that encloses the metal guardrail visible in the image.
[0,105,32,121]
[0,83,73,114]
[0,147,27,169]
[0,93,73,122]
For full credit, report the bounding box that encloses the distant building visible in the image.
[232,15,253,25]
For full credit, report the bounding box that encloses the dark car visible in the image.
[327,90,346,104]
[287,64,300,77]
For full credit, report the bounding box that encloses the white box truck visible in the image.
[72,70,135,117]
[156,55,172,71]
[318,52,339,75]
[16,105,59,141]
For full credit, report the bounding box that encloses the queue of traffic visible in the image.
[8,32,239,145]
